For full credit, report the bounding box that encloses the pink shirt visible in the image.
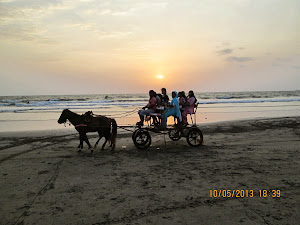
[146,96,157,111]
[185,97,196,114]
[179,97,186,105]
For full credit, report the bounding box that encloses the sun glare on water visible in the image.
[157,74,164,79]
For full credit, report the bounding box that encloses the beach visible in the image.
[0,116,299,225]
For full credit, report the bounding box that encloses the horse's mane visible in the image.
[64,109,81,116]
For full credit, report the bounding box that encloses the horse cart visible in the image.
[58,104,203,151]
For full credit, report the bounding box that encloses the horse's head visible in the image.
[58,109,70,124]
[83,111,93,123]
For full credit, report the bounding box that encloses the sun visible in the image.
[156,74,164,79]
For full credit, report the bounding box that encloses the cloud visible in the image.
[0,0,63,8]
[0,0,64,44]
[272,58,297,69]
[226,56,253,62]
[221,41,230,46]
[0,22,56,44]
[216,48,233,55]
[292,65,300,69]
[276,57,291,62]
[272,63,280,67]
[0,0,143,44]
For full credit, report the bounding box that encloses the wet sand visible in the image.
[0,117,299,225]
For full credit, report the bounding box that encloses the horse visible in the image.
[57,109,117,152]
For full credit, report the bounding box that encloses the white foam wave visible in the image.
[198,98,300,104]
[0,97,299,113]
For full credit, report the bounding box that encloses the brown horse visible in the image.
[58,109,117,152]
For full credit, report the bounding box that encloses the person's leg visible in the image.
[152,116,158,125]
[144,109,154,123]
[161,109,175,129]
[138,110,145,123]
[180,110,184,122]
[138,109,154,125]
[178,114,182,123]
[143,109,154,116]
[182,110,188,124]
[161,110,168,129]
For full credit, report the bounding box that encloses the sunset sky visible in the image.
[0,0,299,95]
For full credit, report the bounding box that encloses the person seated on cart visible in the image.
[182,90,197,126]
[156,93,163,106]
[154,91,161,106]
[161,91,182,129]
[136,90,157,126]
[149,89,167,126]
[160,87,169,108]
[178,91,187,113]
[149,91,161,126]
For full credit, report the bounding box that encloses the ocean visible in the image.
[0,91,300,132]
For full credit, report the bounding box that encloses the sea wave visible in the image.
[198,98,300,104]
[1,91,300,104]
[0,97,299,113]
[0,105,116,113]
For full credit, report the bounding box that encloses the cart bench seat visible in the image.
[149,113,161,117]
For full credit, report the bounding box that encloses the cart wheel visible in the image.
[132,129,138,141]
[186,128,203,147]
[168,129,182,141]
[133,129,151,149]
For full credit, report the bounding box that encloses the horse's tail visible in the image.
[110,118,117,150]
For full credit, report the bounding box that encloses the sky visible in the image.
[0,0,299,95]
